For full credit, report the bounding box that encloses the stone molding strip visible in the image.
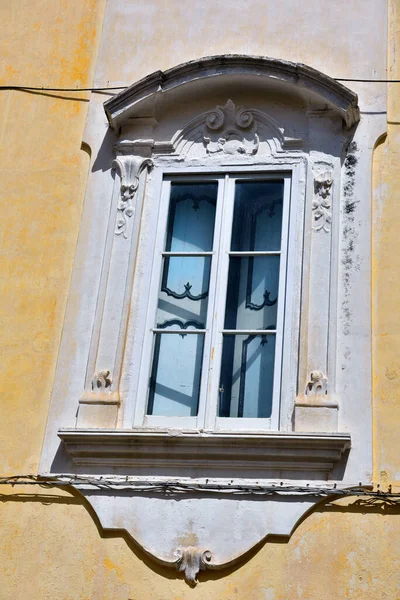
[58,429,351,473]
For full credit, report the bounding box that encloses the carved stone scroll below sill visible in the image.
[312,172,333,233]
[112,156,153,238]
[175,547,213,586]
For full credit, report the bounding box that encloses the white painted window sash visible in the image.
[206,173,292,431]
[134,169,293,431]
[136,175,226,429]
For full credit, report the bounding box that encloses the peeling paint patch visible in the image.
[341,141,360,338]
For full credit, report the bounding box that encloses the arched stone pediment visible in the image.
[104,54,360,131]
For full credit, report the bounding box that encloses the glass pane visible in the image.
[219,334,276,418]
[231,180,284,251]
[224,256,280,330]
[147,331,205,416]
[166,182,217,252]
[156,256,211,328]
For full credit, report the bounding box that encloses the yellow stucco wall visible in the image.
[1,487,400,599]
[1,1,400,598]
[372,0,400,488]
[0,0,105,474]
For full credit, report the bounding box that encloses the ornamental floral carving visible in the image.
[203,99,259,155]
[305,370,328,396]
[312,172,333,233]
[113,156,153,238]
[175,547,213,586]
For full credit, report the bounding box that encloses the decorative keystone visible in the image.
[112,156,153,238]
[204,99,259,155]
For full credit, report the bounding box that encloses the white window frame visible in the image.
[133,164,300,432]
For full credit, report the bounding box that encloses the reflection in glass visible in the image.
[224,256,280,330]
[157,256,211,327]
[219,334,276,418]
[166,183,217,252]
[148,330,205,417]
[231,180,284,251]
[148,181,218,417]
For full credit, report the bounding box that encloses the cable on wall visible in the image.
[0,474,399,501]
[0,78,400,94]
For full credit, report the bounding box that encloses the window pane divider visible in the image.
[228,251,281,256]
[161,251,214,257]
[152,328,207,334]
[221,329,277,335]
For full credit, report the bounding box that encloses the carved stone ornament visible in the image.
[312,172,333,233]
[175,547,213,586]
[112,156,153,238]
[306,370,328,396]
[76,488,331,585]
[92,370,112,392]
[203,99,259,155]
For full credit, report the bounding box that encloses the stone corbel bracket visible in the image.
[113,156,153,238]
[312,171,333,233]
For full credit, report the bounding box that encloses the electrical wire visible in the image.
[0,474,399,499]
[0,85,126,92]
[0,78,400,94]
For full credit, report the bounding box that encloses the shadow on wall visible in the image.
[2,488,400,586]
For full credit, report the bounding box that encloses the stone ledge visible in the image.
[58,428,351,473]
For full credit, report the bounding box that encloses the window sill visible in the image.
[58,428,351,476]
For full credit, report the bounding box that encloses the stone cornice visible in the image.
[58,428,351,474]
[104,54,360,130]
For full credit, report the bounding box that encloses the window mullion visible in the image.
[269,174,292,429]
[204,175,236,430]
[195,176,226,429]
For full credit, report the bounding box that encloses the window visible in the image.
[140,173,291,431]
[41,55,369,576]
[44,56,360,487]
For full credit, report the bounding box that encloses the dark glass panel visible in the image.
[218,334,276,418]
[224,256,280,330]
[231,180,284,251]
[166,182,217,252]
[147,330,205,417]
[157,256,211,328]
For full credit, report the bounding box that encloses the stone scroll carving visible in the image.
[92,370,112,392]
[312,172,333,233]
[203,99,259,155]
[175,547,213,586]
[113,156,153,238]
[305,370,328,396]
